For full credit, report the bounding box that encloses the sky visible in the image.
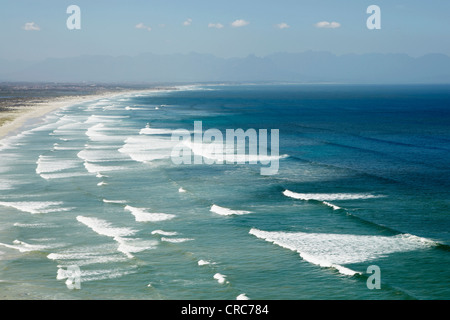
[0,0,449,61]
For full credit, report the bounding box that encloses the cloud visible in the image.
[136,23,151,31]
[275,22,290,29]
[208,23,224,29]
[231,19,249,27]
[183,18,192,26]
[314,21,341,29]
[22,22,40,31]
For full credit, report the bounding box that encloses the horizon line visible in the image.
[2,50,450,62]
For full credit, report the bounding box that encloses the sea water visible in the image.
[0,84,449,299]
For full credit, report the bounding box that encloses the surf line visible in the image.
[170,121,286,175]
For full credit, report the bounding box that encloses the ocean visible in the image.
[0,84,449,300]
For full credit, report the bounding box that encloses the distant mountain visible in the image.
[1,51,450,83]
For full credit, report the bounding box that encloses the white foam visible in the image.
[198,260,215,266]
[124,205,176,222]
[210,204,252,216]
[49,252,100,261]
[36,155,80,174]
[47,243,128,266]
[161,237,194,243]
[76,216,136,238]
[97,181,107,187]
[77,149,128,163]
[85,144,119,150]
[115,237,158,258]
[184,140,288,164]
[178,187,186,193]
[397,233,438,247]
[96,173,108,178]
[29,237,57,242]
[0,141,11,152]
[103,106,122,112]
[52,145,79,151]
[30,118,72,134]
[49,253,128,266]
[0,201,72,214]
[139,127,173,135]
[39,172,89,180]
[85,115,129,124]
[175,85,211,91]
[0,240,50,253]
[76,216,154,258]
[54,121,84,131]
[151,230,178,236]
[79,268,138,282]
[52,122,85,137]
[0,179,16,190]
[103,199,127,204]
[13,223,54,229]
[85,124,108,141]
[236,293,250,300]
[249,228,435,276]
[119,135,175,163]
[283,190,384,201]
[213,273,228,284]
[57,266,137,283]
[83,161,127,173]
[323,201,342,210]
[85,123,128,143]
[0,130,36,151]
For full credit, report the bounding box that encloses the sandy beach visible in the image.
[0,88,163,140]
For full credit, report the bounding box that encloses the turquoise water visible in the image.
[0,84,449,300]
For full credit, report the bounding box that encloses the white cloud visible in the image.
[136,23,152,31]
[183,18,192,26]
[22,22,40,31]
[208,23,224,29]
[314,21,341,29]
[275,22,290,29]
[231,19,249,27]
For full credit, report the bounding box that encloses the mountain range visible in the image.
[1,51,450,84]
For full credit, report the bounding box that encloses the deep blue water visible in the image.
[0,84,449,299]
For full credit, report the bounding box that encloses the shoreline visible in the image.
[0,88,160,140]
